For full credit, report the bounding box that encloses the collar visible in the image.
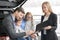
[11,14,15,21]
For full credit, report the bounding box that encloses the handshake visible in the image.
[26,30,39,38]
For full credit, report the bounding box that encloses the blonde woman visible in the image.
[36,1,58,40]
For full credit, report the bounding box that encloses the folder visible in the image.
[36,20,49,32]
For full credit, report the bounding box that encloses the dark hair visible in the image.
[13,7,25,14]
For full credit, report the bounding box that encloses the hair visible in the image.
[42,1,53,13]
[25,12,33,26]
[13,7,25,14]
[25,12,33,21]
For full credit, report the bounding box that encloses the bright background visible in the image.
[22,0,60,36]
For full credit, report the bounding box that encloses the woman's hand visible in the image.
[26,30,35,36]
[44,26,52,30]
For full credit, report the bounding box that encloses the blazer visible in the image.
[3,14,26,40]
[36,13,58,40]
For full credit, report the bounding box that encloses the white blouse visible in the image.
[43,16,49,22]
[43,15,49,35]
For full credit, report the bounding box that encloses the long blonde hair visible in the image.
[42,1,53,13]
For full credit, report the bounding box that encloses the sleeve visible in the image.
[50,14,57,31]
[25,22,30,32]
[36,16,44,32]
[3,18,26,38]
[33,21,36,31]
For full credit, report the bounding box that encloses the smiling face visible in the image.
[42,4,49,14]
[42,2,52,15]
[25,12,33,21]
[15,11,24,21]
[26,14,32,21]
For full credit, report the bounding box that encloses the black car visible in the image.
[0,0,27,36]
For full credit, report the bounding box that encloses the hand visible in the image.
[44,26,52,30]
[31,34,36,38]
[29,30,35,35]
[26,30,34,36]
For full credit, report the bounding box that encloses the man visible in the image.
[14,7,26,40]
[3,7,34,40]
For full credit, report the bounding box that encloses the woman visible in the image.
[25,12,36,40]
[25,12,35,32]
[36,1,58,40]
